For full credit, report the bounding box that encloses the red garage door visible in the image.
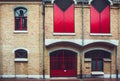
[50,50,77,77]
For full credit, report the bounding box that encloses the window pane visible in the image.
[92,59,103,71]
[98,60,103,71]
[92,60,96,71]
[15,49,27,58]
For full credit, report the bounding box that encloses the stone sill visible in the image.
[14,58,28,62]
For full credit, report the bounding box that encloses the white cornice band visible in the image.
[45,39,119,46]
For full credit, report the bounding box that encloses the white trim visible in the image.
[12,47,30,53]
[15,75,28,78]
[84,48,112,54]
[51,77,77,79]
[51,0,55,3]
[28,75,43,79]
[73,0,77,4]
[90,33,112,36]
[14,31,28,34]
[104,74,117,78]
[108,0,113,5]
[53,33,76,36]
[84,58,92,61]
[84,39,119,46]
[49,48,79,55]
[0,74,120,78]
[14,58,28,62]
[13,6,28,11]
[44,75,50,78]
[45,39,119,46]
[88,0,113,5]
[88,0,93,5]
[103,58,111,61]
[91,71,104,75]
[0,75,50,79]
[45,39,82,46]
[84,74,120,78]
[0,2,41,4]
[1,75,15,78]
[51,0,77,4]
[28,75,50,79]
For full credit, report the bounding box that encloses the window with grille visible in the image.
[15,49,27,58]
[14,7,27,31]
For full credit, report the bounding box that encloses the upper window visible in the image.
[90,0,110,34]
[14,7,27,31]
[54,0,74,33]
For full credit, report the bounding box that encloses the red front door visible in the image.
[50,50,77,77]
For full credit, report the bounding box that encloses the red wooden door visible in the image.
[50,50,77,77]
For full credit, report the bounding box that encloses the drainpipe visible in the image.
[116,46,118,79]
[116,4,120,80]
[42,0,45,79]
[80,0,84,79]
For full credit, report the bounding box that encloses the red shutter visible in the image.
[101,6,110,33]
[90,0,110,34]
[90,6,100,33]
[65,4,74,33]
[54,4,74,33]
[54,4,64,33]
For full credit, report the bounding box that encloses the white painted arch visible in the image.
[12,47,30,54]
[49,47,79,55]
[84,47,112,54]
[45,39,119,47]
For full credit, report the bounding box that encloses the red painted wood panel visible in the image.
[20,18,23,30]
[90,6,100,33]
[50,70,77,77]
[54,4,74,33]
[64,4,74,33]
[91,5,110,33]
[54,4,64,33]
[50,50,77,77]
[101,6,110,33]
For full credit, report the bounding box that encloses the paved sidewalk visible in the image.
[0,78,120,81]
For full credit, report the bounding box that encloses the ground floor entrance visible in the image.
[50,50,77,77]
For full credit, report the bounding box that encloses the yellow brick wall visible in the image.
[0,2,119,77]
[45,5,119,40]
[0,3,43,75]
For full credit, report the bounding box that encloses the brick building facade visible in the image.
[0,0,120,79]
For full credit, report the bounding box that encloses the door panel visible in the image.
[50,50,77,77]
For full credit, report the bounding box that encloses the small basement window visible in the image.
[15,49,28,62]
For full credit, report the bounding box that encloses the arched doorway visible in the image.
[50,50,77,77]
